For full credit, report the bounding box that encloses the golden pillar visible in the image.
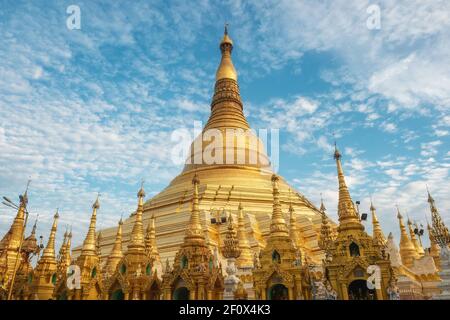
[189,288,196,300]
[288,286,294,300]
[340,283,348,300]
[261,287,267,300]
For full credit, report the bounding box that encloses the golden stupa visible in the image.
[91,27,325,267]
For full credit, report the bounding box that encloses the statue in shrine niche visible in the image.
[324,280,337,300]
[386,277,400,300]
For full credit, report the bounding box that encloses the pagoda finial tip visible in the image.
[92,193,100,210]
[138,180,146,198]
[25,179,31,193]
[396,205,402,219]
[333,141,341,160]
[319,194,326,212]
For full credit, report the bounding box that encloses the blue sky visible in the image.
[0,0,449,249]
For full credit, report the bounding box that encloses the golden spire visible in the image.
[426,219,441,268]
[128,182,146,252]
[65,227,72,266]
[370,200,386,246]
[145,214,159,259]
[30,216,38,236]
[105,218,123,274]
[222,213,241,259]
[21,215,39,256]
[183,25,270,172]
[184,173,205,243]
[407,215,424,256]
[57,226,72,273]
[23,215,38,244]
[333,143,363,231]
[62,227,68,249]
[204,25,250,132]
[319,196,326,212]
[216,23,237,81]
[67,227,72,252]
[236,202,253,268]
[39,209,59,261]
[80,195,100,256]
[0,184,29,250]
[269,174,289,238]
[427,188,450,246]
[57,227,68,261]
[289,202,303,249]
[318,197,333,251]
[164,258,171,274]
[396,206,418,267]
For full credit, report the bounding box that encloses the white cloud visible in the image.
[380,122,397,133]
[368,53,450,108]
[232,1,450,113]
[316,136,334,153]
[32,66,43,79]
[282,141,306,156]
[290,97,318,114]
[420,140,442,157]
[172,97,208,112]
[366,113,380,121]
[434,129,448,137]
[0,127,4,144]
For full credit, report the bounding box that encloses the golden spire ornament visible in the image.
[184,173,205,244]
[81,195,100,256]
[289,202,303,249]
[66,227,72,257]
[269,174,289,238]
[73,196,103,300]
[128,182,146,252]
[203,25,251,134]
[370,200,387,246]
[407,215,424,257]
[40,209,59,260]
[318,197,333,252]
[427,188,450,247]
[333,143,363,232]
[0,184,29,252]
[396,206,418,267]
[236,202,253,268]
[216,23,237,81]
[57,226,69,274]
[59,227,68,256]
[104,218,123,275]
[222,214,241,259]
[31,209,60,300]
[427,219,441,269]
[145,214,160,260]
